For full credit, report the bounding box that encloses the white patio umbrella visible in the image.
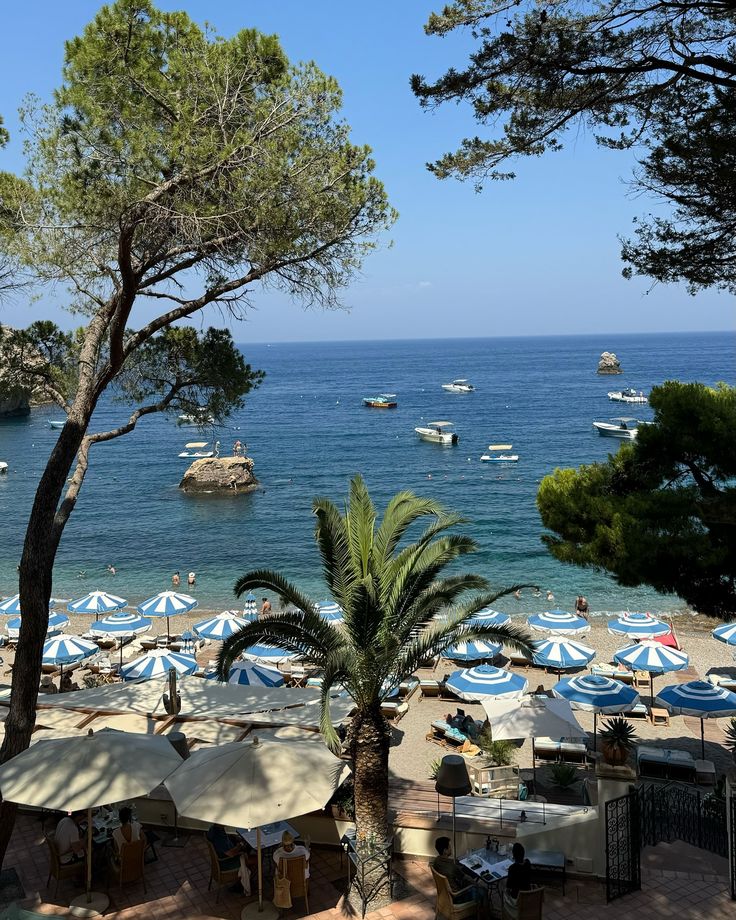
[165,734,349,918]
[0,729,182,913]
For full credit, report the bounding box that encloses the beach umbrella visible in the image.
[164,734,348,918]
[655,680,736,759]
[614,640,689,705]
[6,611,69,640]
[552,673,639,750]
[90,610,152,667]
[242,643,299,666]
[532,637,595,675]
[67,590,127,621]
[243,591,258,613]
[208,660,286,688]
[467,607,510,628]
[41,633,99,684]
[608,611,670,638]
[316,601,344,624]
[120,648,198,682]
[137,590,198,641]
[527,608,590,635]
[443,639,502,662]
[194,610,249,641]
[0,594,55,615]
[712,623,736,647]
[446,664,527,702]
[0,728,182,914]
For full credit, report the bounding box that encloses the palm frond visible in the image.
[233,569,317,617]
[372,492,455,572]
[346,474,376,578]
[313,498,356,607]
[317,649,355,753]
[387,575,490,647]
[385,534,479,616]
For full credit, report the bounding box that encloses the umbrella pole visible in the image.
[532,738,537,790]
[650,673,654,709]
[69,807,110,916]
[86,806,92,901]
[257,826,263,911]
[593,713,597,752]
[701,718,705,760]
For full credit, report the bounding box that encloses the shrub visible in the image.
[478,730,516,766]
[429,758,443,780]
[549,763,578,787]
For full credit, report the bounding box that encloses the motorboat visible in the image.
[442,379,475,392]
[363,393,397,408]
[179,440,219,459]
[0,462,7,474]
[608,388,648,404]
[480,443,519,462]
[48,420,65,429]
[593,417,641,439]
[178,409,215,426]
[415,421,459,444]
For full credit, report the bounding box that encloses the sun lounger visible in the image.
[637,745,696,782]
[419,678,453,700]
[381,700,409,722]
[427,720,470,748]
[590,664,634,685]
[559,741,587,764]
[534,738,561,762]
[707,673,736,692]
[508,651,534,668]
[695,759,716,786]
[625,702,649,720]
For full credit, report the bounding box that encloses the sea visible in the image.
[0,330,733,618]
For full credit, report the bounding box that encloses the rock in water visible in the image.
[179,456,259,494]
[597,351,623,375]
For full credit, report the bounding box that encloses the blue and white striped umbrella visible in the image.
[42,634,99,667]
[467,608,510,628]
[209,660,286,687]
[613,640,688,673]
[0,594,55,615]
[137,591,198,618]
[90,611,151,637]
[120,648,198,681]
[533,637,595,671]
[6,611,69,639]
[194,611,249,641]
[243,592,258,615]
[443,639,503,662]
[712,623,736,646]
[242,643,299,666]
[552,673,639,750]
[316,601,344,624]
[656,679,736,758]
[608,612,670,638]
[528,609,590,635]
[446,664,528,702]
[67,591,127,617]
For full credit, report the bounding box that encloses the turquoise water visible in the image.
[0,331,732,615]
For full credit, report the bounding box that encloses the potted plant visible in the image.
[600,716,639,766]
[725,718,736,762]
[329,778,355,821]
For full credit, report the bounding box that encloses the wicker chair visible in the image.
[276,855,309,914]
[501,885,545,919]
[206,839,240,903]
[108,837,147,892]
[430,867,477,920]
[44,834,85,897]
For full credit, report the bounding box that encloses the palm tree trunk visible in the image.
[348,703,393,908]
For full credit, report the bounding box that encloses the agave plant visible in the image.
[725,718,736,763]
[218,474,532,845]
[600,716,639,766]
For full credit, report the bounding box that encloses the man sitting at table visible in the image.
[430,837,478,905]
[272,830,310,878]
[503,842,533,918]
[206,824,254,894]
[55,812,85,864]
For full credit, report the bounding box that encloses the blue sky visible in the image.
[0,1,732,341]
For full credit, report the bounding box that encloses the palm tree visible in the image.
[218,475,533,844]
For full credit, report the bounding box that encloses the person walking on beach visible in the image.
[172,571,180,587]
[261,597,271,616]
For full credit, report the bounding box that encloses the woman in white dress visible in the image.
[112,806,145,854]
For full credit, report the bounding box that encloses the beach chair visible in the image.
[206,839,240,903]
[501,885,544,920]
[276,855,309,915]
[108,837,147,893]
[430,867,478,920]
[45,834,85,896]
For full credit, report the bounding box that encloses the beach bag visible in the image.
[273,863,292,910]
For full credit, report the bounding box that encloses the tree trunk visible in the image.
[0,420,88,869]
[348,703,392,909]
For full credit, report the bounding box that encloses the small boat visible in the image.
[48,420,65,429]
[593,417,641,439]
[0,462,7,474]
[415,421,459,445]
[480,443,519,462]
[178,409,215,426]
[442,379,475,393]
[363,393,397,408]
[178,440,219,459]
[608,388,648,404]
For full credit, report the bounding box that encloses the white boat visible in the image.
[442,379,475,393]
[593,417,641,439]
[415,421,459,445]
[608,388,648,404]
[48,420,65,429]
[178,440,219,459]
[178,409,215,426]
[480,443,519,462]
[0,462,7,474]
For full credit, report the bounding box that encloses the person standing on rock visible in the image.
[233,440,242,457]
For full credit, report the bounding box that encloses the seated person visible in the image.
[206,824,253,894]
[55,812,85,864]
[112,806,144,854]
[461,715,479,740]
[272,830,310,878]
[429,836,478,905]
[39,675,57,695]
[60,672,79,692]
[503,842,533,918]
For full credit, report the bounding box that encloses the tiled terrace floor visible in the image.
[2,814,733,920]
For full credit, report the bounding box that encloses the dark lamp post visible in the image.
[435,755,471,858]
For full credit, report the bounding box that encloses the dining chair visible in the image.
[430,867,478,920]
[276,855,309,915]
[44,834,85,897]
[206,839,240,903]
[108,837,147,892]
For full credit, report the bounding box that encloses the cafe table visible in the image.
[459,848,513,909]
[236,820,298,880]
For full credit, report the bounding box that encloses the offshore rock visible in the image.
[179,455,259,494]
[597,351,623,375]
